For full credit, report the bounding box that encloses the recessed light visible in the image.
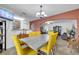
[14,16,24,20]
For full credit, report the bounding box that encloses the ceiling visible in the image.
[0,4,79,21]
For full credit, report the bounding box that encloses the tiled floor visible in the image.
[0,47,16,55]
[54,36,79,55]
[0,36,79,55]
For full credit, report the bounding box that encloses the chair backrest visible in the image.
[13,35,23,55]
[29,32,40,37]
[48,31,55,35]
[47,32,58,54]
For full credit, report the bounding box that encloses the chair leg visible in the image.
[37,50,47,55]
[50,50,53,55]
[52,45,56,55]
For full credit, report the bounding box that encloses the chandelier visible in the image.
[36,5,47,18]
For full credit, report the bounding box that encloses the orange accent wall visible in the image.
[30,8,79,36]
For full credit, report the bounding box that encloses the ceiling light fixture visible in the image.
[36,5,47,18]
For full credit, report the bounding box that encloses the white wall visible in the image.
[6,20,14,49]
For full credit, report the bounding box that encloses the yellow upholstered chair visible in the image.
[39,32,58,55]
[29,32,40,37]
[12,35,37,55]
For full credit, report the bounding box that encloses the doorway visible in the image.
[0,21,6,52]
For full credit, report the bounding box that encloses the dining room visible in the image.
[0,4,79,55]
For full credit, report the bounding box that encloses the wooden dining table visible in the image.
[20,34,49,51]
